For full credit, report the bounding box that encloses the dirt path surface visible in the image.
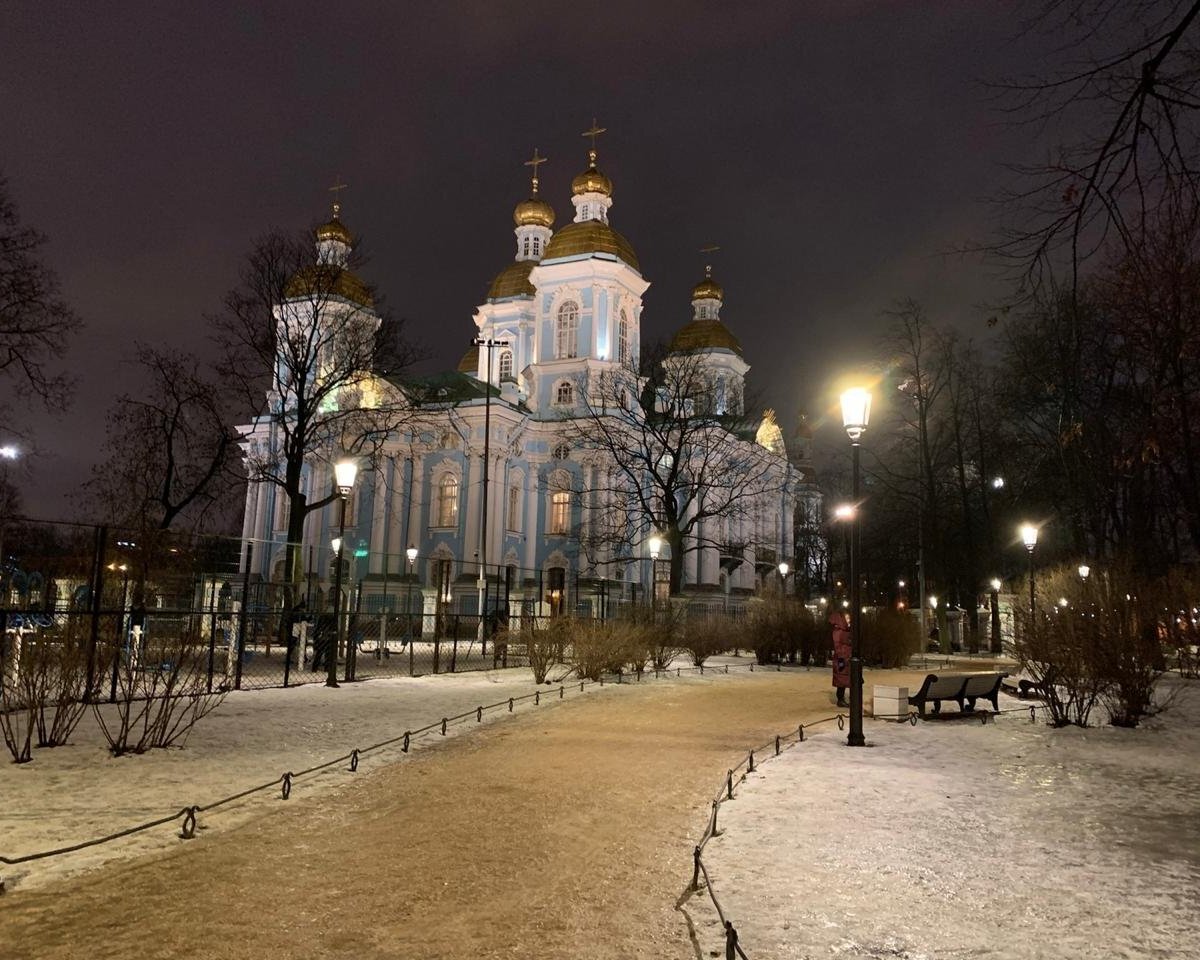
[1,669,928,960]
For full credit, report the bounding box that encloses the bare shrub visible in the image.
[0,636,36,763]
[628,603,685,671]
[93,632,227,755]
[749,599,815,665]
[502,618,569,684]
[0,636,91,761]
[568,620,630,681]
[681,615,734,667]
[860,607,922,669]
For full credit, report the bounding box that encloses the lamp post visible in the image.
[648,533,663,621]
[1078,564,1090,581]
[840,386,871,748]
[989,577,1002,654]
[328,459,358,688]
[474,336,510,652]
[406,544,418,641]
[777,561,789,597]
[1020,523,1038,620]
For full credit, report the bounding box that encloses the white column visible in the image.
[369,461,387,575]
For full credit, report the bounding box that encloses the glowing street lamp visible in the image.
[1020,523,1038,617]
[327,459,358,688]
[778,561,789,596]
[840,386,871,748]
[988,577,1003,654]
[1078,564,1091,581]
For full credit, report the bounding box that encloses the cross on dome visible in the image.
[328,175,348,219]
[524,148,548,194]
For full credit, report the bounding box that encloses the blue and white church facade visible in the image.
[239,144,822,617]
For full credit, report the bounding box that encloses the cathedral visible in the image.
[238,134,822,620]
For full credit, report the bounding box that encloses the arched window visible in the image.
[532,236,541,257]
[437,475,459,527]
[555,381,574,405]
[618,309,629,366]
[498,349,514,381]
[522,235,530,257]
[549,491,570,534]
[555,301,579,359]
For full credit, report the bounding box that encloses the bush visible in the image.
[1012,559,1185,727]
[860,607,921,669]
[748,600,816,665]
[679,615,736,667]
[499,618,567,684]
[567,620,629,681]
[0,638,90,763]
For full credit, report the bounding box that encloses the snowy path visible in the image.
[703,679,1200,959]
[0,665,853,959]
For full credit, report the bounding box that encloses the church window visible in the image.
[549,491,570,535]
[555,381,574,405]
[522,236,530,257]
[532,237,541,256]
[498,349,513,381]
[618,309,629,366]
[580,203,590,221]
[437,475,459,527]
[555,301,579,358]
[507,483,521,531]
[553,442,571,460]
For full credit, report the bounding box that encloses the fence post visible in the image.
[235,543,251,690]
[85,524,107,701]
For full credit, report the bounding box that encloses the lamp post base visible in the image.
[847,657,866,746]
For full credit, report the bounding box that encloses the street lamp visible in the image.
[778,561,789,596]
[989,577,1003,654]
[405,544,418,642]
[1020,523,1038,619]
[327,459,358,688]
[1078,564,1090,581]
[474,336,510,652]
[840,386,871,748]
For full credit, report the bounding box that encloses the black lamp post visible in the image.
[989,577,1003,654]
[473,336,509,653]
[328,459,358,688]
[777,561,789,597]
[648,533,662,623]
[1021,523,1038,620]
[406,544,418,639]
[840,386,871,748]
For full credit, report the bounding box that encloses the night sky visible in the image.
[3,2,1056,519]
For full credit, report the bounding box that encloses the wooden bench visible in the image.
[908,672,1007,716]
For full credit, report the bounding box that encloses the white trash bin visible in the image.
[873,685,909,719]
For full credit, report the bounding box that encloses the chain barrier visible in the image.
[0,659,782,886]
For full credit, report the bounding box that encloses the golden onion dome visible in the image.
[691,276,724,302]
[284,264,373,308]
[571,152,613,197]
[458,344,479,374]
[668,319,743,358]
[513,195,555,228]
[315,218,354,246]
[486,259,537,301]
[542,220,640,273]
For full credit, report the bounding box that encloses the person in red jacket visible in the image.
[829,608,851,707]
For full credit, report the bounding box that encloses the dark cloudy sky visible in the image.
[3,1,1057,518]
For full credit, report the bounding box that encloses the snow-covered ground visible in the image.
[702,680,1200,959]
[0,654,756,891]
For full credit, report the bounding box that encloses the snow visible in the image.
[700,680,1200,959]
[0,665,602,889]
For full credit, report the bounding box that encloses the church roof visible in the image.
[542,220,640,273]
[283,264,374,308]
[457,344,479,373]
[668,318,743,357]
[389,370,500,406]
[486,259,537,301]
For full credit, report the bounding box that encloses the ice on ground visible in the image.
[702,681,1200,959]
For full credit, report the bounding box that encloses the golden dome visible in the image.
[542,220,640,272]
[571,157,613,197]
[284,264,373,308]
[315,218,353,246]
[514,196,555,228]
[486,259,537,300]
[458,344,479,374]
[692,276,724,302]
[668,319,743,358]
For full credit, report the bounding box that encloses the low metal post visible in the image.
[235,543,252,691]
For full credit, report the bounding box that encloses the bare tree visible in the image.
[212,227,416,602]
[561,346,787,595]
[84,346,241,533]
[996,1,1200,290]
[0,172,81,430]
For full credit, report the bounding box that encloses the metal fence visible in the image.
[0,518,771,694]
